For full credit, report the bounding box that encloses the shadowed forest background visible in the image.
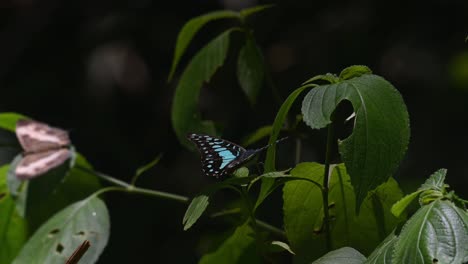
[1,0,467,262]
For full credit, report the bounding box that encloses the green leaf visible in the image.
[393,200,468,264]
[0,165,27,264]
[339,65,372,80]
[364,232,397,264]
[241,126,273,147]
[199,221,261,264]
[168,10,239,81]
[419,168,447,191]
[283,162,327,262]
[0,112,28,132]
[13,196,110,264]
[237,36,265,105]
[301,74,410,211]
[391,190,422,218]
[171,29,237,147]
[183,194,210,231]
[391,169,449,217]
[269,241,295,255]
[311,247,366,264]
[132,153,162,185]
[352,177,404,252]
[239,4,275,19]
[183,176,253,230]
[283,163,403,262]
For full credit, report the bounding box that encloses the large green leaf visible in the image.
[301,74,410,210]
[364,232,397,264]
[13,196,110,264]
[199,222,261,264]
[237,36,264,105]
[283,163,403,263]
[392,200,468,264]
[168,10,239,80]
[172,29,237,146]
[311,247,366,264]
[0,165,27,264]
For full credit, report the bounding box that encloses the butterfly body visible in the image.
[15,120,71,180]
[187,133,285,178]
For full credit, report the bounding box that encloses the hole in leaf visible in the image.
[48,229,60,238]
[56,243,64,254]
[75,231,86,236]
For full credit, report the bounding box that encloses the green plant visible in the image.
[1,5,467,264]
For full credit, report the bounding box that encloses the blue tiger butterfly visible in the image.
[187,133,287,178]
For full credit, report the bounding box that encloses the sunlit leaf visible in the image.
[392,200,468,264]
[168,10,239,80]
[237,36,264,105]
[172,29,238,147]
[283,163,403,262]
[311,247,366,264]
[301,74,410,211]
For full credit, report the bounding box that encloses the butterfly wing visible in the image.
[15,148,71,180]
[187,133,246,178]
[16,120,70,153]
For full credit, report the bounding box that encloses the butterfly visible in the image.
[14,120,72,180]
[187,133,287,178]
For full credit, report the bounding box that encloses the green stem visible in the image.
[255,219,286,239]
[76,165,188,203]
[322,115,335,251]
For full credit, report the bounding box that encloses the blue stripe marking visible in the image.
[219,150,236,169]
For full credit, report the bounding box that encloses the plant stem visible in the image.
[76,165,188,203]
[322,116,335,251]
[255,219,286,239]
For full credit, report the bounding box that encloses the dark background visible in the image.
[1,0,467,263]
